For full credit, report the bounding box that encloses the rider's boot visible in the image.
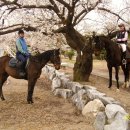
[122,51,126,65]
[17,61,26,77]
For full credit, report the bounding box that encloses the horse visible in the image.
[0,49,61,104]
[93,35,130,90]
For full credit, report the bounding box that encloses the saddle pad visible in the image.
[9,58,18,68]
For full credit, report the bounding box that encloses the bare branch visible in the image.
[73,0,101,26]
[22,4,53,10]
[53,26,67,33]
[55,0,70,9]
[98,7,130,24]
[0,0,21,7]
[49,0,64,20]
[0,24,37,35]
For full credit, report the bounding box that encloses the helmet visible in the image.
[18,30,24,34]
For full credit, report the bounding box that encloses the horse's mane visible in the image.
[30,49,55,61]
[99,35,117,46]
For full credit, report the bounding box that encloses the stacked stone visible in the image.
[43,65,130,130]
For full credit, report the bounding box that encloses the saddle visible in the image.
[9,58,27,77]
[9,58,29,68]
[9,58,29,77]
[9,58,18,68]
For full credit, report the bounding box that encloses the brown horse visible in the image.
[93,35,130,90]
[0,49,61,104]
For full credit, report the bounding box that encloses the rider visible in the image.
[16,30,30,76]
[116,23,128,64]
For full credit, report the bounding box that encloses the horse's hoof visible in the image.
[27,100,34,104]
[116,89,120,92]
[1,97,5,101]
[1,98,5,101]
[122,82,126,88]
[126,82,129,89]
[108,87,112,90]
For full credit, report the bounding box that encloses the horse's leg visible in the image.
[27,78,37,104]
[125,64,129,88]
[0,73,8,100]
[121,65,127,88]
[0,81,4,100]
[121,65,129,88]
[115,66,119,90]
[108,65,112,88]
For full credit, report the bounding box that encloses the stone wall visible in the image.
[43,65,130,130]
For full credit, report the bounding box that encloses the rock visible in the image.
[51,76,61,91]
[83,85,97,90]
[55,71,65,77]
[70,82,83,93]
[60,77,70,88]
[72,89,90,110]
[105,104,127,123]
[82,99,105,117]
[54,89,73,99]
[86,89,106,100]
[98,96,121,106]
[44,66,56,79]
[49,70,56,80]
[104,112,129,130]
[42,65,49,74]
[65,81,74,90]
[84,85,120,106]
[94,112,106,130]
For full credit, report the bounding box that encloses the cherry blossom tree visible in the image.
[0,0,130,81]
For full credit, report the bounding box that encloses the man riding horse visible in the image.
[116,23,128,64]
[16,30,30,76]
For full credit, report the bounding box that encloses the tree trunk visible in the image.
[73,49,93,81]
[63,26,93,81]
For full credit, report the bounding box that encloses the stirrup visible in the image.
[122,59,126,65]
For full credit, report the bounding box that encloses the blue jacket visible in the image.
[16,37,28,54]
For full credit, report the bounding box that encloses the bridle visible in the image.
[53,50,61,65]
[94,37,104,50]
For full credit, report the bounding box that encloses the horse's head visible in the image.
[93,36,105,56]
[50,49,61,70]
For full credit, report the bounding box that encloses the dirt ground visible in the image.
[0,76,94,130]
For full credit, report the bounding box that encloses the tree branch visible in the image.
[55,0,70,9]
[98,7,130,24]
[0,24,37,35]
[49,0,64,20]
[73,0,101,26]
[53,26,67,33]
[66,0,79,26]
[0,0,20,7]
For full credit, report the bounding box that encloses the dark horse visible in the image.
[0,49,61,103]
[93,35,130,90]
